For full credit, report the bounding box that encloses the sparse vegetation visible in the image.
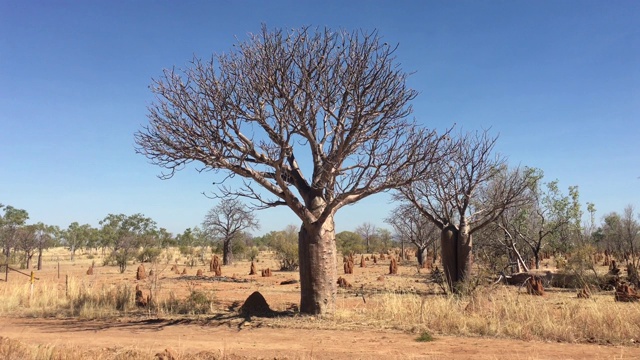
[1,246,639,348]
[415,331,434,342]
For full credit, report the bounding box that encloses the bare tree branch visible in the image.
[135,25,450,226]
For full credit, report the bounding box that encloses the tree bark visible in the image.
[37,250,43,270]
[457,222,473,282]
[441,222,474,292]
[298,215,337,315]
[441,225,458,290]
[416,247,428,267]
[223,238,233,266]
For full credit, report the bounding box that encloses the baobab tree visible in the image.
[135,25,450,314]
[395,130,534,291]
[202,198,259,265]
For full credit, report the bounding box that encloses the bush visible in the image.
[553,245,600,288]
[336,231,364,256]
[137,247,162,263]
[246,246,260,261]
[265,228,299,271]
[272,237,298,271]
[416,331,434,342]
[232,240,246,259]
[103,249,136,273]
[162,289,216,315]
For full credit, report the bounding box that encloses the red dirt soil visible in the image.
[0,317,639,359]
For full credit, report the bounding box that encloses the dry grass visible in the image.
[349,288,640,344]
[1,247,639,353]
[259,287,640,346]
[0,336,258,360]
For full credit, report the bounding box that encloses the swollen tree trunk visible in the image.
[298,214,337,315]
[416,246,428,267]
[441,225,458,289]
[441,222,473,292]
[222,238,233,265]
[457,221,473,282]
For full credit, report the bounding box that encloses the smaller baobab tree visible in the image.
[386,204,439,267]
[395,130,535,291]
[202,198,259,265]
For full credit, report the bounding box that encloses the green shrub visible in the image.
[416,331,434,342]
[137,247,162,263]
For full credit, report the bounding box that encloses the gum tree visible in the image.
[135,26,449,314]
[62,222,92,261]
[99,214,156,273]
[497,178,580,270]
[0,205,29,260]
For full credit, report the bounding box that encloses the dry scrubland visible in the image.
[1,247,639,359]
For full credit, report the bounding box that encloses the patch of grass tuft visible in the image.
[416,331,434,342]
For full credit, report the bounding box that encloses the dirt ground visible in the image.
[2,317,640,360]
[1,250,639,359]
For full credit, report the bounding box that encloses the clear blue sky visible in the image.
[1,1,638,236]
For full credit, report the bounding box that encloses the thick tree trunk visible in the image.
[441,223,473,292]
[223,238,233,266]
[298,215,337,315]
[416,246,428,267]
[457,222,473,282]
[441,225,458,289]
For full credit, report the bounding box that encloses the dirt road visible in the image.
[0,317,638,359]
